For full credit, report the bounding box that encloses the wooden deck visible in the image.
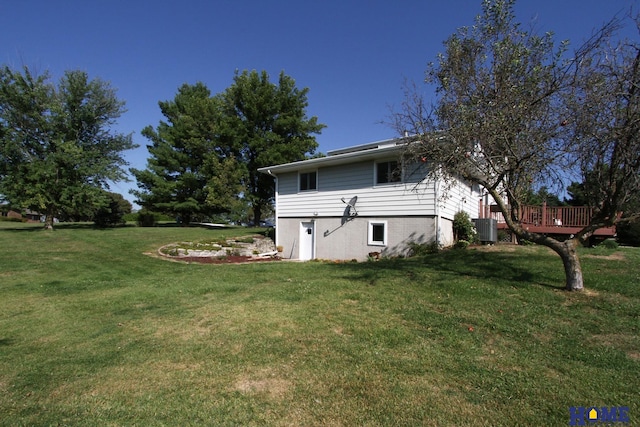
[479,202,617,237]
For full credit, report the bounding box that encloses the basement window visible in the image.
[368,221,388,246]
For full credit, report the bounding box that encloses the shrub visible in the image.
[264,227,275,240]
[137,211,157,227]
[617,218,640,247]
[600,239,619,250]
[93,192,130,228]
[453,211,477,243]
[407,241,441,257]
[122,212,138,222]
[454,239,470,250]
[0,216,26,223]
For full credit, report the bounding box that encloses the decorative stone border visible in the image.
[157,235,278,262]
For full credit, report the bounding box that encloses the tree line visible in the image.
[0,68,324,228]
[131,70,324,225]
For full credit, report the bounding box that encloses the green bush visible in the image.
[407,240,441,256]
[122,212,138,223]
[600,239,619,250]
[0,216,26,223]
[264,227,275,240]
[454,239,470,249]
[93,192,129,228]
[617,218,640,247]
[136,211,157,227]
[453,211,477,243]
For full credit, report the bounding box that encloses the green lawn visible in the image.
[0,222,638,426]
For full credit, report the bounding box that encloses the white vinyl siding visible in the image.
[276,160,439,218]
[438,178,480,220]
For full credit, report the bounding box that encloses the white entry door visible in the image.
[299,221,315,260]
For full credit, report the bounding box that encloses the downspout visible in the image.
[434,173,441,247]
[267,169,279,248]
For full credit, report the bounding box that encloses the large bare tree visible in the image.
[391,0,640,291]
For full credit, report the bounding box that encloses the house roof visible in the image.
[257,137,407,175]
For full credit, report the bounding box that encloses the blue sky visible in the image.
[1,0,637,205]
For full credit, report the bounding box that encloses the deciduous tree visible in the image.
[391,0,640,291]
[0,66,135,229]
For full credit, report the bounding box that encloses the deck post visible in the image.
[541,201,547,227]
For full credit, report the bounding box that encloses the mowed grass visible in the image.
[0,222,638,426]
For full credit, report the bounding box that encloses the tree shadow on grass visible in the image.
[0,338,14,346]
[333,247,565,290]
[0,222,141,232]
[0,222,115,232]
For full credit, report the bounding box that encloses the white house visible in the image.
[258,137,482,261]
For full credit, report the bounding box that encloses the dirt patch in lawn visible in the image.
[582,251,626,261]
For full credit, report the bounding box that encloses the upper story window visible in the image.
[375,160,401,184]
[299,171,317,191]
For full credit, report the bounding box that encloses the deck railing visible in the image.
[481,202,595,228]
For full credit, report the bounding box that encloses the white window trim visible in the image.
[368,220,388,246]
[298,170,318,192]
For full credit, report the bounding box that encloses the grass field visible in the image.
[0,222,638,426]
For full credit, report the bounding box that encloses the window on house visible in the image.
[368,221,388,246]
[299,171,317,191]
[376,160,401,184]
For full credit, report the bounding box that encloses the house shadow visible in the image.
[332,246,564,290]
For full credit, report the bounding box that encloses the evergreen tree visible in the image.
[133,71,324,225]
[93,191,132,227]
[131,83,241,224]
[217,70,325,223]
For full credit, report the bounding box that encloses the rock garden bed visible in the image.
[157,234,281,264]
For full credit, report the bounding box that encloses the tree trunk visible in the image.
[253,204,262,227]
[43,213,54,230]
[550,239,584,291]
[488,188,586,291]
